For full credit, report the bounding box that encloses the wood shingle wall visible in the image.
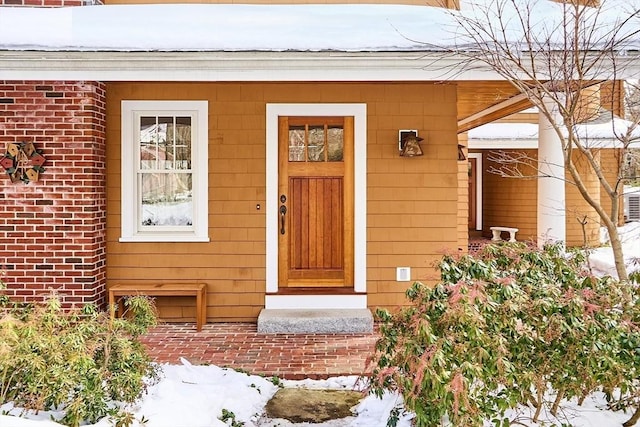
[106,82,459,321]
[477,149,602,247]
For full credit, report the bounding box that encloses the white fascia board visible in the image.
[468,139,630,150]
[2,49,640,81]
[468,139,539,149]
[0,51,511,82]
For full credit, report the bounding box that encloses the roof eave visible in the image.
[0,50,511,82]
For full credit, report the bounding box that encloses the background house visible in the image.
[466,107,632,247]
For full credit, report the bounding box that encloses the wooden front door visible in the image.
[278,116,354,288]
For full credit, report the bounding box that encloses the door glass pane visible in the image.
[308,125,325,162]
[289,126,306,162]
[139,116,158,170]
[327,126,344,162]
[140,172,193,226]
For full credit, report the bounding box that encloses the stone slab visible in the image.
[257,309,374,334]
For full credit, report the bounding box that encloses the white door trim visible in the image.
[469,153,483,231]
[265,103,367,300]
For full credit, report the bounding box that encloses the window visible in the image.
[121,101,209,242]
[288,118,344,162]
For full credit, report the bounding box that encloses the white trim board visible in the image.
[468,153,483,231]
[468,140,538,149]
[264,295,367,310]
[0,51,525,82]
[3,51,639,81]
[265,103,367,308]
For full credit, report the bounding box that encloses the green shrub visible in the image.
[0,278,159,427]
[367,242,640,426]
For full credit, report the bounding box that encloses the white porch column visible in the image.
[537,98,566,246]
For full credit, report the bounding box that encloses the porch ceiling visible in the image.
[456,81,531,134]
[455,79,616,134]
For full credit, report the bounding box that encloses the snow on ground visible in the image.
[590,221,640,278]
[2,223,639,427]
[1,358,638,427]
[0,358,413,427]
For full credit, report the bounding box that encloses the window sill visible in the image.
[119,234,210,243]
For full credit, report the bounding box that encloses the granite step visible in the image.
[257,309,374,334]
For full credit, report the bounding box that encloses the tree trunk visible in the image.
[551,388,565,416]
[607,224,629,282]
[532,387,544,423]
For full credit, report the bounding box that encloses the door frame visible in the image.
[468,152,483,231]
[266,104,367,300]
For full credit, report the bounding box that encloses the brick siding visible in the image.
[0,81,107,308]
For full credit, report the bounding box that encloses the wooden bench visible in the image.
[490,226,519,243]
[109,283,207,331]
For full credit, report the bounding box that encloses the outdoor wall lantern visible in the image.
[458,144,467,161]
[398,130,424,157]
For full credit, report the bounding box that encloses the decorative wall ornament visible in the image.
[0,142,46,183]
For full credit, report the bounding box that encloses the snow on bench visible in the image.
[490,226,519,243]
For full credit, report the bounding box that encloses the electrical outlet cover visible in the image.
[396,267,411,282]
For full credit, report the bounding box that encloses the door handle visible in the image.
[279,205,287,235]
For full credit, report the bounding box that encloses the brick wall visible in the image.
[0,81,107,308]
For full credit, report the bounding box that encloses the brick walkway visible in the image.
[140,323,380,380]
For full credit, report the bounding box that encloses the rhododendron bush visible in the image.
[368,243,640,427]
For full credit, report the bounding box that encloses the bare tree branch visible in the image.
[444,0,640,282]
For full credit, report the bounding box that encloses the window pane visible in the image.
[289,126,306,162]
[327,126,344,162]
[308,126,325,162]
[174,117,192,170]
[158,116,174,170]
[140,116,158,170]
[140,172,193,226]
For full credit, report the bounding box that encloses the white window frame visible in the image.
[120,100,209,242]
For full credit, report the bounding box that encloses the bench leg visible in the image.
[508,231,517,242]
[196,289,204,332]
[108,293,125,320]
[491,230,502,241]
[108,291,116,320]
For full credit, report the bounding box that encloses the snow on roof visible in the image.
[469,122,539,140]
[469,115,640,148]
[0,0,638,53]
[0,4,454,52]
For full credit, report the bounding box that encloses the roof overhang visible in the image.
[3,50,640,82]
[469,138,637,150]
[0,50,511,82]
[2,50,639,135]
